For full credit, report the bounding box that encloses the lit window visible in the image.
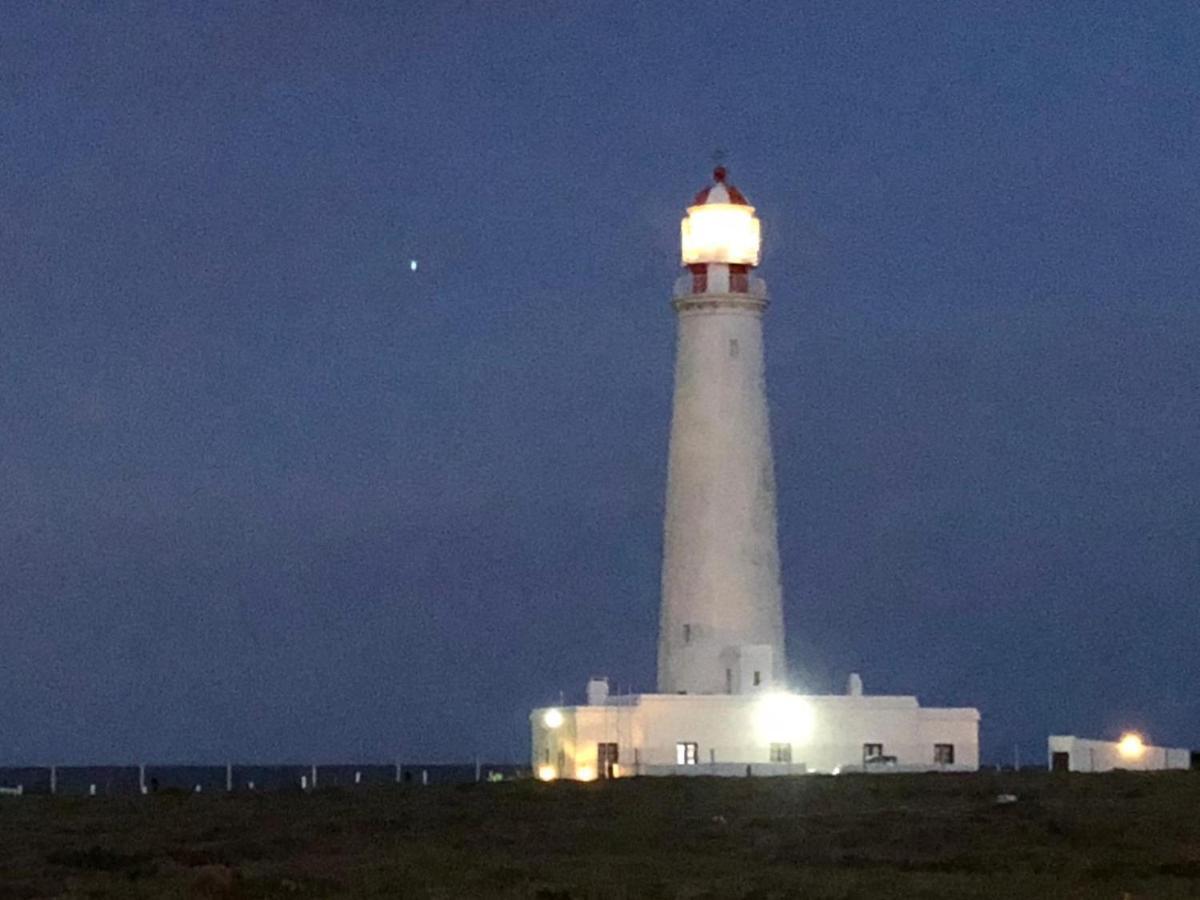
[863,743,883,762]
[676,742,698,766]
[769,743,792,763]
[934,744,955,765]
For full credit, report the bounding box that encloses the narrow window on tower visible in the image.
[729,338,739,358]
[725,668,733,694]
[934,744,955,765]
[682,624,691,644]
[769,743,792,763]
[753,671,762,687]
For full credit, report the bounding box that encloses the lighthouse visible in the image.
[529,165,980,780]
[658,166,786,695]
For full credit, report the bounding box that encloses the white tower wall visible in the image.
[658,286,785,694]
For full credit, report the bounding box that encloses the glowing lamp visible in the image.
[537,765,557,782]
[542,708,564,729]
[754,693,815,746]
[575,766,596,782]
[1117,732,1145,760]
[681,203,761,266]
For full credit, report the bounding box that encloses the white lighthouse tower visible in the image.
[529,165,980,780]
[658,166,785,695]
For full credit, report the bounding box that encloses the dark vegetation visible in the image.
[2,771,1199,898]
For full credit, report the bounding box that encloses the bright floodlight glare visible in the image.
[575,766,596,782]
[680,203,761,266]
[754,693,815,746]
[537,765,557,782]
[1117,732,1146,759]
[542,708,564,729]
[409,259,418,272]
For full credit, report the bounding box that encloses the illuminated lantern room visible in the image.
[680,166,762,295]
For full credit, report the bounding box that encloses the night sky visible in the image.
[4,3,1198,765]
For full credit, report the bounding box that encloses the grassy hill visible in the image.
[2,771,1198,898]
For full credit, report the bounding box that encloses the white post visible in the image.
[474,756,481,783]
[49,766,57,796]
[354,771,361,785]
[138,764,146,795]
[226,763,233,792]
[421,769,428,786]
[310,764,317,790]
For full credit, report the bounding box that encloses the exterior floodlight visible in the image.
[575,765,596,782]
[1117,732,1146,760]
[681,203,761,266]
[537,765,557,782]
[754,693,815,746]
[542,708,564,729]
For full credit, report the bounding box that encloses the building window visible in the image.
[676,742,698,766]
[683,624,691,644]
[863,743,883,763]
[725,668,733,694]
[770,743,792,763]
[753,671,762,687]
[729,338,740,358]
[934,744,955,765]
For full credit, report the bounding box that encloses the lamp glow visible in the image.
[575,766,596,782]
[537,765,557,781]
[754,693,815,746]
[543,708,564,729]
[1117,732,1145,760]
[681,203,761,266]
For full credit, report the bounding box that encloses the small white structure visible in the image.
[531,167,980,778]
[1048,734,1191,773]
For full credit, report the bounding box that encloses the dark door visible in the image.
[597,743,619,779]
[1051,751,1070,772]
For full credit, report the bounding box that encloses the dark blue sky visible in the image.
[3,2,1197,764]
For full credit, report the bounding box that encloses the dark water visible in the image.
[0,763,527,794]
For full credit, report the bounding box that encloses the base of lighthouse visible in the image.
[531,678,980,780]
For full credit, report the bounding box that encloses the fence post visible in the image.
[226,763,233,792]
[49,766,57,796]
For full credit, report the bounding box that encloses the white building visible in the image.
[1048,734,1191,773]
[531,167,980,779]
